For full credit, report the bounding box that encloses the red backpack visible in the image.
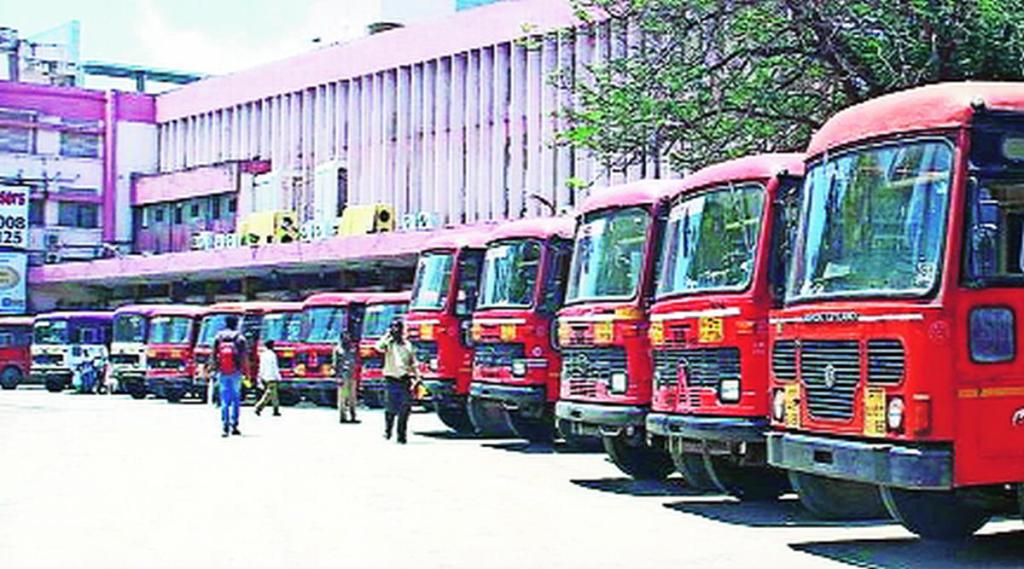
[217,335,240,375]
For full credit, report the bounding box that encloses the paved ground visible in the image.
[2,389,1024,569]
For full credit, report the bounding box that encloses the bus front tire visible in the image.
[0,366,22,390]
[788,471,889,520]
[602,434,674,481]
[704,456,789,501]
[882,487,991,541]
[669,449,717,491]
[436,404,475,434]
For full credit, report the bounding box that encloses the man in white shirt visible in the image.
[255,340,282,417]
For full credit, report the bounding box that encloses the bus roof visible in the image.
[578,179,680,216]
[807,82,1024,158]
[488,215,575,243]
[0,316,35,327]
[670,153,805,199]
[149,305,208,318]
[113,304,162,317]
[363,291,412,305]
[204,301,302,316]
[35,311,115,322]
[423,222,497,251]
[302,292,372,308]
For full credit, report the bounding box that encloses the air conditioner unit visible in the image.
[399,213,417,231]
[337,204,395,236]
[416,212,440,230]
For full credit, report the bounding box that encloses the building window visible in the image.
[211,197,222,220]
[228,197,237,214]
[154,206,165,223]
[60,132,101,158]
[0,109,35,154]
[173,204,183,225]
[29,199,44,226]
[190,200,201,220]
[57,202,99,229]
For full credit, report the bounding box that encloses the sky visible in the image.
[1,0,383,77]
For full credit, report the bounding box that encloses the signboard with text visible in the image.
[0,186,29,249]
[0,252,27,314]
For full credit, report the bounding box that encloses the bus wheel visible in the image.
[436,404,475,434]
[603,434,674,481]
[164,388,184,403]
[467,397,515,436]
[789,472,888,520]
[882,487,990,540]
[669,449,717,491]
[509,413,555,444]
[44,378,64,393]
[362,391,384,409]
[0,366,22,389]
[278,391,300,407]
[704,456,789,501]
[127,384,147,400]
[318,389,338,408]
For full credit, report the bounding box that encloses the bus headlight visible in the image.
[887,396,905,431]
[970,307,1015,363]
[718,379,741,403]
[429,358,439,372]
[511,361,527,377]
[772,389,786,422]
[610,372,627,394]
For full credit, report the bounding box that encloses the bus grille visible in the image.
[362,355,383,370]
[867,340,905,383]
[474,343,526,368]
[411,341,438,363]
[801,340,860,420]
[654,348,740,389]
[562,347,626,397]
[772,340,797,380]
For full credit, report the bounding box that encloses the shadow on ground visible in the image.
[663,496,895,529]
[414,429,515,441]
[791,528,1024,568]
[482,440,604,455]
[571,477,709,498]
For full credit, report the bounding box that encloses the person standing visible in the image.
[374,318,419,444]
[334,330,358,424]
[255,340,282,417]
[212,316,248,437]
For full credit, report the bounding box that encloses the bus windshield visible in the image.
[113,313,148,343]
[478,239,542,308]
[196,314,233,347]
[566,206,651,303]
[303,307,347,344]
[149,316,194,345]
[261,312,303,343]
[410,252,454,310]
[658,184,765,297]
[787,140,952,302]
[33,320,68,345]
[361,303,408,339]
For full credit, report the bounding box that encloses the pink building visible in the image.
[28,0,667,310]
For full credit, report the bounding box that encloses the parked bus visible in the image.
[110,305,157,399]
[554,180,679,479]
[467,216,574,442]
[406,225,494,433]
[357,292,412,408]
[31,311,114,393]
[260,301,315,405]
[0,316,35,390]
[645,154,804,498]
[184,302,284,403]
[767,82,1024,537]
[144,305,207,400]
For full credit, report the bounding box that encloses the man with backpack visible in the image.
[212,316,248,437]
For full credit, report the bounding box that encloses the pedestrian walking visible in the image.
[255,340,282,417]
[211,316,248,437]
[374,318,420,444]
[334,330,358,423]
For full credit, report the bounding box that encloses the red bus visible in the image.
[767,82,1024,537]
[645,154,804,498]
[0,316,34,390]
[258,302,305,404]
[291,293,369,406]
[185,301,291,403]
[357,292,412,408]
[144,305,207,401]
[406,225,494,433]
[554,180,679,479]
[468,216,574,442]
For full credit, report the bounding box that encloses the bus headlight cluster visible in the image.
[511,360,527,377]
[610,372,627,394]
[429,358,439,372]
[718,379,741,403]
[772,389,786,422]
[887,396,905,431]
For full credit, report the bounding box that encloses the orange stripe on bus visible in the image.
[958,387,1024,399]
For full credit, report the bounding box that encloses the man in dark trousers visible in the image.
[211,316,248,437]
[374,318,420,444]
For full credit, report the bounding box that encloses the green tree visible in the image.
[559,0,1024,174]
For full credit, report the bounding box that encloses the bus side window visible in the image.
[456,251,484,317]
[541,241,572,315]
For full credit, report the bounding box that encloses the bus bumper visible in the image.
[555,401,647,438]
[767,432,954,490]
[470,383,547,418]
